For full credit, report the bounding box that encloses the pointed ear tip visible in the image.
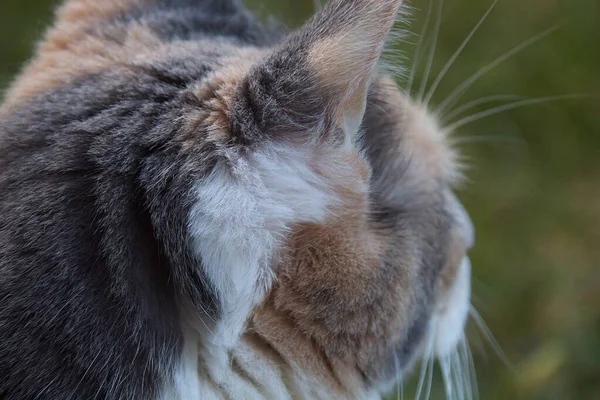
[250,0,404,118]
[304,17,399,93]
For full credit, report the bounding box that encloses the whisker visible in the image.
[461,349,469,400]
[468,322,489,363]
[464,348,473,400]
[393,353,403,400]
[434,24,562,117]
[464,338,479,400]
[470,281,495,314]
[448,134,524,146]
[414,354,430,400]
[406,0,434,96]
[443,93,595,133]
[452,351,465,400]
[450,352,459,400]
[448,354,457,400]
[441,94,526,125]
[470,307,513,369]
[424,352,435,400]
[423,0,498,107]
[416,0,444,103]
[440,355,453,400]
[459,339,473,400]
[415,322,436,400]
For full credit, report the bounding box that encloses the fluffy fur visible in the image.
[0,0,474,399]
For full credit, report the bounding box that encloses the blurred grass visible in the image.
[1,0,599,399]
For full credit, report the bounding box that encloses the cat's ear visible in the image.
[189,0,402,349]
[235,0,402,141]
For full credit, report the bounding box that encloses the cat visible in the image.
[0,0,475,399]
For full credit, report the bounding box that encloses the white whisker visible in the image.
[406,0,434,95]
[440,355,453,400]
[414,353,430,399]
[424,352,435,400]
[458,354,468,400]
[443,94,595,133]
[393,353,403,400]
[415,321,436,400]
[452,351,465,400]
[434,24,562,117]
[459,339,473,400]
[468,322,488,363]
[441,94,526,125]
[414,355,430,399]
[417,0,444,103]
[464,338,479,400]
[448,134,524,146]
[449,352,458,400]
[423,0,498,107]
[448,355,457,400]
[463,348,472,400]
[470,307,513,369]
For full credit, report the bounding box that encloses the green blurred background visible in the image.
[1,0,598,399]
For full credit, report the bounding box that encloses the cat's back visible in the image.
[0,1,280,399]
[0,0,280,114]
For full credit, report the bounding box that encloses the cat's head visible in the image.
[181,0,474,395]
[1,0,474,396]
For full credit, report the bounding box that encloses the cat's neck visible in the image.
[163,323,381,400]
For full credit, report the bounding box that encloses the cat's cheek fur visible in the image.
[187,142,348,347]
[433,257,471,357]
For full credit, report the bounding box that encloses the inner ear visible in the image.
[341,87,369,136]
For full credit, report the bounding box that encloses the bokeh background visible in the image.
[1,0,598,399]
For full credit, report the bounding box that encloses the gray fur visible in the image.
[0,0,463,398]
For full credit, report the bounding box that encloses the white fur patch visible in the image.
[162,322,201,400]
[434,257,471,357]
[188,143,340,347]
